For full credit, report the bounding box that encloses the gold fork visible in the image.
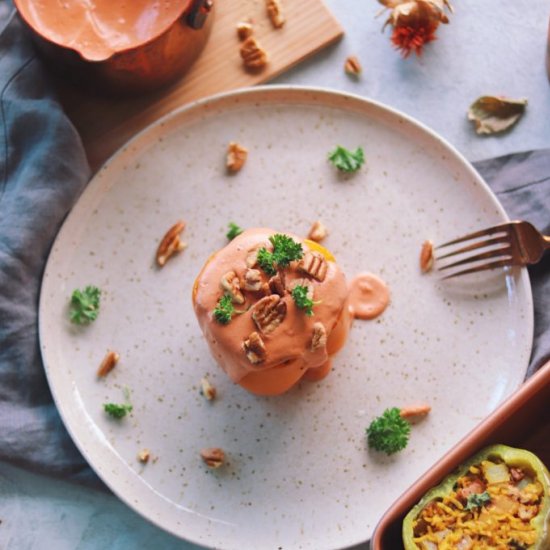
[436,220,550,279]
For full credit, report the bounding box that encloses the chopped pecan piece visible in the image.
[137,449,150,463]
[236,20,253,40]
[226,142,248,172]
[200,377,217,400]
[288,277,314,300]
[307,220,328,242]
[244,268,262,292]
[399,404,431,419]
[200,447,225,468]
[220,270,245,304]
[240,36,268,70]
[310,322,327,352]
[420,240,434,273]
[97,350,119,377]
[268,271,286,296]
[266,0,285,28]
[156,221,187,267]
[510,467,526,483]
[245,246,261,268]
[251,294,287,333]
[243,331,267,364]
[344,55,362,76]
[299,251,328,282]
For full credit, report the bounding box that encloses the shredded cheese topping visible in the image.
[412,459,544,549]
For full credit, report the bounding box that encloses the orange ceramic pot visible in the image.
[14,0,214,95]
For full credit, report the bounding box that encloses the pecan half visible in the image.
[310,322,327,352]
[200,447,225,468]
[288,277,314,300]
[244,268,262,292]
[344,55,362,76]
[226,142,248,172]
[200,377,217,400]
[299,251,328,282]
[243,331,267,364]
[220,270,245,304]
[251,294,286,333]
[97,350,119,377]
[266,0,285,28]
[236,20,253,41]
[240,36,268,70]
[156,221,187,267]
[307,220,328,242]
[420,240,434,273]
[268,271,286,296]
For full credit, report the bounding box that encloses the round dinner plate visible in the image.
[39,86,533,549]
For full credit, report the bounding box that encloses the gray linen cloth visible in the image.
[0,4,548,485]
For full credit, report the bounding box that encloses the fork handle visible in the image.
[545,235,550,249]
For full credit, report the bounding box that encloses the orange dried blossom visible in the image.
[378,0,453,58]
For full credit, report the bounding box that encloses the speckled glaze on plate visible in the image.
[39,86,533,550]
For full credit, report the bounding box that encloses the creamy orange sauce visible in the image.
[192,229,350,396]
[348,273,390,320]
[17,0,186,61]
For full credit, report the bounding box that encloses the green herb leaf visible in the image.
[366,407,411,455]
[465,491,491,511]
[257,234,304,275]
[70,285,101,324]
[213,293,235,325]
[226,222,244,241]
[328,145,365,173]
[291,285,315,316]
[103,403,133,419]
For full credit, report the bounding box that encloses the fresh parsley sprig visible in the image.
[366,407,411,455]
[257,234,303,276]
[465,491,491,511]
[70,285,101,324]
[226,222,244,241]
[291,285,316,316]
[103,403,133,419]
[328,145,365,173]
[213,294,235,325]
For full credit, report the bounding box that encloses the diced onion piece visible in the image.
[482,460,510,484]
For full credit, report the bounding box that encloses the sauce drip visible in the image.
[348,273,390,320]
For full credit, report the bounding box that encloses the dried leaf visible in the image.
[468,96,528,135]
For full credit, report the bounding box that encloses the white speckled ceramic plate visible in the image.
[39,87,533,550]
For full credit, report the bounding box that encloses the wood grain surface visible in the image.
[55,0,344,171]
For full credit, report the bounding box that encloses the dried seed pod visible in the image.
[240,36,268,70]
[226,142,248,172]
[236,20,253,41]
[266,0,285,28]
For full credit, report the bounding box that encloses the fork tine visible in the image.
[436,223,509,249]
[438,246,512,271]
[440,258,512,280]
[436,235,510,261]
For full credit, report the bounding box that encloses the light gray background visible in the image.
[2,1,550,548]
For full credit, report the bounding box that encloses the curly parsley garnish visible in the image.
[69,285,101,324]
[226,222,244,241]
[366,407,411,455]
[257,234,303,276]
[103,403,133,419]
[328,145,365,173]
[213,293,235,325]
[465,491,491,511]
[291,285,316,316]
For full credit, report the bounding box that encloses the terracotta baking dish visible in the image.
[371,360,550,549]
[14,0,214,95]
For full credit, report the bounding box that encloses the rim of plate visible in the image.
[38,85,534,548]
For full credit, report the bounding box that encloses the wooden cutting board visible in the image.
[56,0,344,171]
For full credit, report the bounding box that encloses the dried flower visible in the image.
[378,0,453,58]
